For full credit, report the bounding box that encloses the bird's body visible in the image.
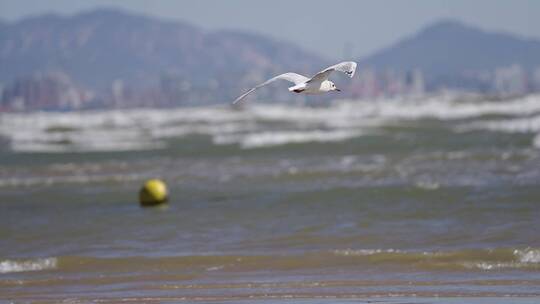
[233,61,357,104]
[288,80,334,94]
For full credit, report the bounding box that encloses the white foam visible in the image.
[215,129,362,149]
[329,94,540,121]
[0,105,262,152]
[0,258,57,274]
[458,114,540,134]
[0,173,142,187]
[415,180,440,190]
[206,265,225,272]
[249,94,534,123]
[2,94,540,152]
[462,262,524,270]
[460,249,540,270]
[534,133,540,149]
[514,248,540,263]
[332,249,402,256]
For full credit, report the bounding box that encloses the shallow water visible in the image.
[1,94,540,302]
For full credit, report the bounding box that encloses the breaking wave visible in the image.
[1,93,539,152]
[214,129,362,148]
[457,114,540,148]
[0,258,57,274]
[2,248,536,274]
[332,247,540,271]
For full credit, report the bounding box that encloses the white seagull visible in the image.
[232,61,357,104]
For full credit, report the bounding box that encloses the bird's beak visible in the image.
[335,88,341,92]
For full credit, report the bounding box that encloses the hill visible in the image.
[358,20,540,90]
[0,9,322,91]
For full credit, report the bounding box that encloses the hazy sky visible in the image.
[1,0,539,59]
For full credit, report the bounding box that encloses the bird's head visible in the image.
[329,81,341,92]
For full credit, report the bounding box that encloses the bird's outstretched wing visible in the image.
[307,61,357,84]
[233,72,309,104]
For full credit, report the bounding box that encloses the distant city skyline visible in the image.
[1,0,539,59]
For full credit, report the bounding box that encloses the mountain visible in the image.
[358,20,540,89]
[0,9,322,90]
[3,12,540,110]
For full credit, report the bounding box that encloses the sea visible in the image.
[1,93,539,303]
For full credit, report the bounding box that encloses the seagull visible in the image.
[232,61,357,104]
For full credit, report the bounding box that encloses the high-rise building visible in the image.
[383,69,405,96]
[533,67,540,92]
[1,72,92,111]
[357,68,379,98]
[410,69,425,96]
[494,64,527,95]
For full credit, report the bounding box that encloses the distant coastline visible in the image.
[1,9,540,111]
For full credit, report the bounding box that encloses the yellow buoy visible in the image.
[139,179,168,207]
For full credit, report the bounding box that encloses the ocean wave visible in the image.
[214,129,362,149]
[461,262,528,270]
[4,249,537,275]
[1,94,540,152]
[332,247,540,271]
[458,114,540,134]
[0,106,252,153]
[332,249,405,256]
[252,94,540,122]
[514,248,540,263]
[0,258,57,274]
[0,173,143,188]
[461,248,540,270]
[11,140,166,153]
[534,133,540,148]
[456,114,540,149]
